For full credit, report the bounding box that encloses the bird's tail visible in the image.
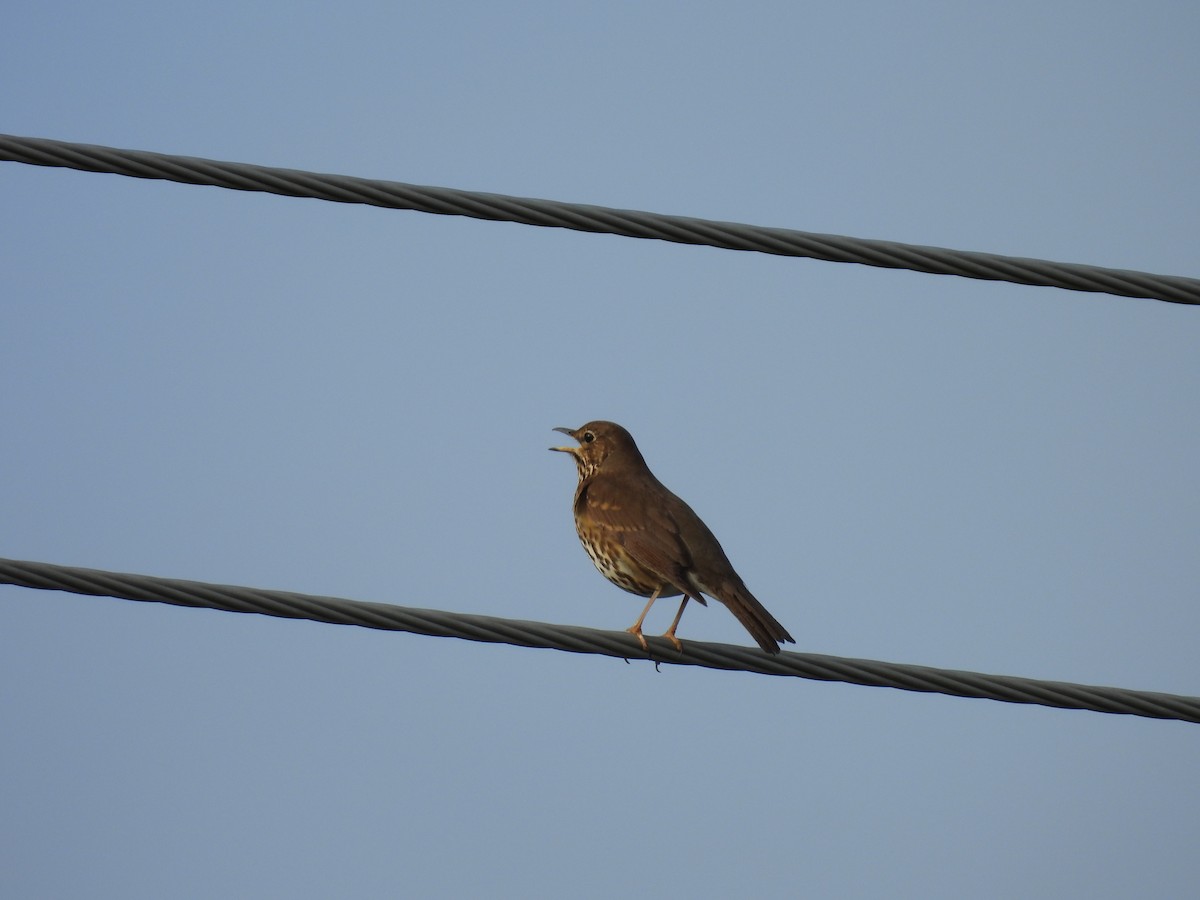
[719,581,795,654]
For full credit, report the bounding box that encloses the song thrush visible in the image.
[551,420,794,654]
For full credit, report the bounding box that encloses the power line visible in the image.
[2,133,1197,305]
[3,557,1196,724]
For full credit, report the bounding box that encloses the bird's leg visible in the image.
[626,587,663,652]
[661,596,690,653]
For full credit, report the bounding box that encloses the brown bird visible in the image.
[551,420,794,655]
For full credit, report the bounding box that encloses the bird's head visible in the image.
[550,420,642,479]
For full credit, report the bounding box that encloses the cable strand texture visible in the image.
[2,557,1196,724]
[2,133,1197,304]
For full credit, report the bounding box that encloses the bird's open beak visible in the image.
[550,426,578,453]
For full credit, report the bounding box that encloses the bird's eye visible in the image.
[582,431,595,443]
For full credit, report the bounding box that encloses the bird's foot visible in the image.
[625,625,649,654]
[662,631,684,654]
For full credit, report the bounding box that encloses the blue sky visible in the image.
[3,4,1198,898]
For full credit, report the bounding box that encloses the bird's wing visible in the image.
[577,476,707,604]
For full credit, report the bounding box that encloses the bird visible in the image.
[550,420,794,655]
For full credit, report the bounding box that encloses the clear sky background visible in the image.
[3,4,1197,898]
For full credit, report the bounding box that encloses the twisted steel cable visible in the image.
[2,557,1196,724]
[2,133,1197,305]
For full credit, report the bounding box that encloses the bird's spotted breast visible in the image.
[575,521,664,597]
